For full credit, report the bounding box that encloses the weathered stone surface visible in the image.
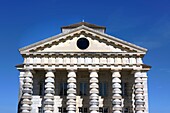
[135,73,145,113]
[67,77,76,83]
[67,71,76,113]
[89,70,99,113]
[44,71,55,113]
[112,71,122,113]
[17,22,150,113]
[90,77,99,83]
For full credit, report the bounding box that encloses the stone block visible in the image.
[90,72,98,78]
[67,83,76,88]
[112,72,121,77]
[89,105,99,111]
[112,105,122,110]
[90,88,99,94]
[90,83,99,88]
[24,77,33,83]
[112,94,122,99]
[44,100,54,105]
[22,89,32,94]
[67,78,76,83]
[45,83,54,88]
[135,89,144,94]
[45,89,55,94]
[112,88,121,94]
[67,88,76,94]
[112,99,121,105]
[45,77,54,83]
[135,93,144,98]
[112,83,121,88]
[90,77,99,83]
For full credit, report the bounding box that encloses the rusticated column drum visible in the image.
[134,72,145,113]
[89,70,99,113]
[67,70,77,113]
[44,70,55,113]
[20,70,33,113]
[112,71,122,113]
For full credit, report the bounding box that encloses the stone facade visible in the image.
[16,22,151,113]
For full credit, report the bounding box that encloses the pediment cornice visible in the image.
[23,52,145,58]
[19,25,147,54]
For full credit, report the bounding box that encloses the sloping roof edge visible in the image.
[19,25,147,53]
[61,22,106,29]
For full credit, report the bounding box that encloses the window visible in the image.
[123,108,129,113]
[77,38,89,50]
[60,83,67,96]
[58,107,67,113]
[80,83,87,96]
[39,81,44,96]
[79,107,88,113]
[99,82,107,96]
[99,107,108,113]
[122,82,127,97]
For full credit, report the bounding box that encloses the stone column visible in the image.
[67,69,77,113]
[20,70,33,113]
[19,71,25,101]
[112,71,122,113]
[134,71,145,113]
[44,70,55,113]
[89,69,99,113]
[142,72,149,113]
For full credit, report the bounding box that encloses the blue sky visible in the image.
[0,0,170,113]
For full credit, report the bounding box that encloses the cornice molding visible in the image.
[19,25,147,54]
[22,52,145,57]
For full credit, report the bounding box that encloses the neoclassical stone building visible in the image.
[16,22,151,113]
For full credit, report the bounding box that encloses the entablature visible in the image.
[22,53,144,67]
[16,63,150,72]
[22,52,145,57]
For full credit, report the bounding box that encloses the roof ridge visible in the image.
[61,22,106,29]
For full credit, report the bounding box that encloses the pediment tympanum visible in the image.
[37,34,126,53]
[19,26,147,54]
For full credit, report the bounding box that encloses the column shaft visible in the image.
[19,71,25,101]
[134,72,145,113]
[89,70,99,113]
[112,71,122,113]
[142,72,149,113]
[20,70,33,113]
[44,70,55,113]
[67,70,77,113]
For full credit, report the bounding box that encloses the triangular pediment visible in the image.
[19,25,147,54]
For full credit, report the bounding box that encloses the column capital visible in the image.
[66,67,77,72]
[111,68,122,72]
[112,71,121,78]
[88,67,99,72]
[131,69,143,73]
[24,68,33,72]
[24,68,36,75]
[19,71,25,78]
[44,68,56,72]
[133,71,148,78]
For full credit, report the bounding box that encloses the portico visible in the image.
[16,22,150,113]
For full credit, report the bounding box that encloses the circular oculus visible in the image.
[77,38,89,50]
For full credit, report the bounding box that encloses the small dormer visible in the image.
[61,22,106,33]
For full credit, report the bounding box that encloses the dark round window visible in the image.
[77,38,89,50]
